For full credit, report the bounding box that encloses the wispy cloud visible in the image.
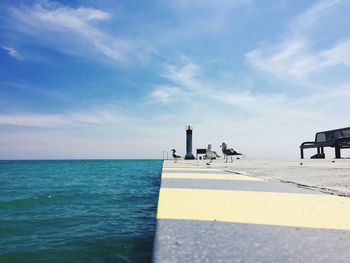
[0,113,65,127]
[294,0,342,30]
[150,85,185,105]
[162,63,201,91]
[8,2,136,63]
[246,37,350,83]
[246,0,350,86]
[2,46,23,60]
[151,59,350,127]
[0,107,131,128]
[151,61,285,115]
[0,106,180,159]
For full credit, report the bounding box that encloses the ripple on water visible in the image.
[0,160,162,262]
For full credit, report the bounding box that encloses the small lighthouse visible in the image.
[185,126,195,160]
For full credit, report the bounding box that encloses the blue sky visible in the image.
[1,0,350,159]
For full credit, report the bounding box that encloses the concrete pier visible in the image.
[153,159,350,262]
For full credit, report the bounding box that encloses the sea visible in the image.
[0,159,162,263]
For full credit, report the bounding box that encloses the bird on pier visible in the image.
[220,142,242,162]
[171,149,181,162]
[206,144,220,164]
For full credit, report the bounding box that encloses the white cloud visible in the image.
[8,3,136,62]
[162,63,201,91]
[319,40,350,67]
[0,106,181,159]
[152,61,291,117]
[0,114,67,127]
[246,0,350,86]
[150,86,184,104]
[294,0,342,29]
[247,37,350,82]
[2,46,23,60]
[0,107,130,128]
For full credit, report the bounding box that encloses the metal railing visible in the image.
[162,151,169,160]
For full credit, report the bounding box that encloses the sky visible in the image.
[1,0,350,159]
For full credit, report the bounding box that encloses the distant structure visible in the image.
[196,148,206,159]
[185,126,195,160]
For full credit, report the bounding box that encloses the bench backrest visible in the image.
[196,148,206,154]
[315,127,350,144]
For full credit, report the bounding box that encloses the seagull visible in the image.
[171,149,181,162]
[206,144,220,164]
[220,142,242,162]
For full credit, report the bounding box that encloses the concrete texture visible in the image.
[183,159,350,196]
[154,219,350,263]
[153,159,350,263]
[161,178,318,194]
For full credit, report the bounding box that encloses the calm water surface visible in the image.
[0,160,162,262]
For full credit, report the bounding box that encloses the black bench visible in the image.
[196,148,206,159]
[300,127,350,159]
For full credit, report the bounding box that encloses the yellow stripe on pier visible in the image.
[162,172,263,181]
[162,167,222,172]
[157,188,350,231]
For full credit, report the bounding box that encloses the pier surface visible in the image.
[153,159,350,262]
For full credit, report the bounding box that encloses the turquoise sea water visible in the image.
[0,160,162,263]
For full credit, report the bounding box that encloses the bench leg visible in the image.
[300,148,304,159]
[335,147,341,159]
